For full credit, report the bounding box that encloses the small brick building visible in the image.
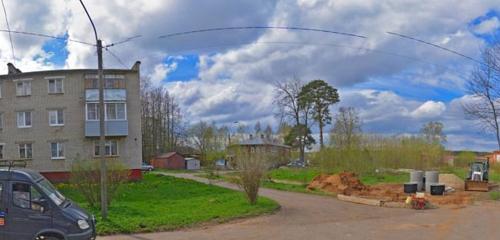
[151,152,186,170]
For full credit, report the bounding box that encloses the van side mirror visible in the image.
[32,198,49,213]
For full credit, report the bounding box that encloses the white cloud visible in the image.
[410,101,446,118]
[473,16,500,34]
[149,62,177,85]
[1,1,499,151]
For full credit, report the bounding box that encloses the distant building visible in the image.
[230,134,291,167]
[185,158,201,170]
[0,62,142,182]
[487,151,500,165]
[151,152,186,170]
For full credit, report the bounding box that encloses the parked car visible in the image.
[287,159,306,168]
[141,162,154,172]
[0,168,96,240]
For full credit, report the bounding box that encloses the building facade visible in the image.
[0,62,142,181]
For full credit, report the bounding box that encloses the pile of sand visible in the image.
[439,173,465,190]
[308,172,367,195]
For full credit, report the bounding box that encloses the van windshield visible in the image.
[37,178,66,206]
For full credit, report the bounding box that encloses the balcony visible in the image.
[85,89,126,101]
[85,120,128,137]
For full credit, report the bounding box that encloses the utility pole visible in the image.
[79,0,108,219]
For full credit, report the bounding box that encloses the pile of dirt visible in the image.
[308,172,474,207]
[439,173,465,190]
[308,172,367,195]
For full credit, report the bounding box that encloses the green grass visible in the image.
[58,174,279,235]
[440,166,500,183]
[267,168,323,183]
[490,191,500,201]
[154,169,201,174]
[359,172,409,185]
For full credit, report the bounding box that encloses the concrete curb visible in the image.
[337,194,382,206]
[337,194,408,209]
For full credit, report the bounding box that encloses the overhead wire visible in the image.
[158,26,367,39]
[104,47,127,68]
[1,0,15,62]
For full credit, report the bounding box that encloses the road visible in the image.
[101,173,500,240]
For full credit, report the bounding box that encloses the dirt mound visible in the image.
[308,172,367,195]
[308,172,474,207]
[439,174,465,190]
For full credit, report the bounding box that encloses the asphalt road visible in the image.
[101,173,500,240]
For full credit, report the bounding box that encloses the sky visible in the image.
[0,0,499,151]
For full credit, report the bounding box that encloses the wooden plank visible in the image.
[337,194,381,206]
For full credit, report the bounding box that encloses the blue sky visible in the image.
[3,0,500,151]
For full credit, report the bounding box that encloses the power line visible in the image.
[104,47,127,68]
[1,0,14,61]
[0,29,95,46]
[104,35,142,48]
[386,31,482,64]
[158,26,367,39]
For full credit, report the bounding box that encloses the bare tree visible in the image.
[330,107,362,149]
[188,121,215,161]
[273,77,312,161]
[420,121,446,144]
[463,44,500,149]
[141,78,185,161]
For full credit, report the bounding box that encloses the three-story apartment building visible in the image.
[0,62,142,181]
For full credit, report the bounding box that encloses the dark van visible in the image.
[0,168,96,240]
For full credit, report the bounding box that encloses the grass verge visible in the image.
[58,174,279,235]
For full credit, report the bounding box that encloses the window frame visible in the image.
[0,112,3,130]
[94,140,119,157]
[18,143,33,159]
[46,76,64,94]
[17,111,32,128]
[0,143,4,160]
[50,142,65,160]
[14,79,32,97]
[86,102,127,121]
[48,109,64,126]
[11,182,43,211]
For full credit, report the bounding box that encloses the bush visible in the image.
[70,158,129,208]
[234,150,270,205]
[312,135,445,175]
[455,151,476,167]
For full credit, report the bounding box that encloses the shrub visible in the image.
[234,150,270,205]
[454,151,476,167]
[70,158,129,208]
[311,135,445,175]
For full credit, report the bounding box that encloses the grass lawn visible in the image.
[57,174,279,235]
[267,168,323,183]
[359,172,409,185]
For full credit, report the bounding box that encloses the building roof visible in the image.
[238,137,291,148]
[0,62,141,79]
[156,152,182,159]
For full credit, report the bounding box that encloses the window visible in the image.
[84,75,125,89]
[18,143,32,159]
[0,113,3,130]
[94,140,118,156]
[50,142,64,159]
[86,103,99,120]
[0,144,4,159]
[106,103,126,120]
[16,80,31,96]
[17,112,32,128]
[12,183,43,211]
[86,103,126,120]
[47,78,64,94]
[49,109,64,126]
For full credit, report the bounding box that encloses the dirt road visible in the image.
[101,173,500,240]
